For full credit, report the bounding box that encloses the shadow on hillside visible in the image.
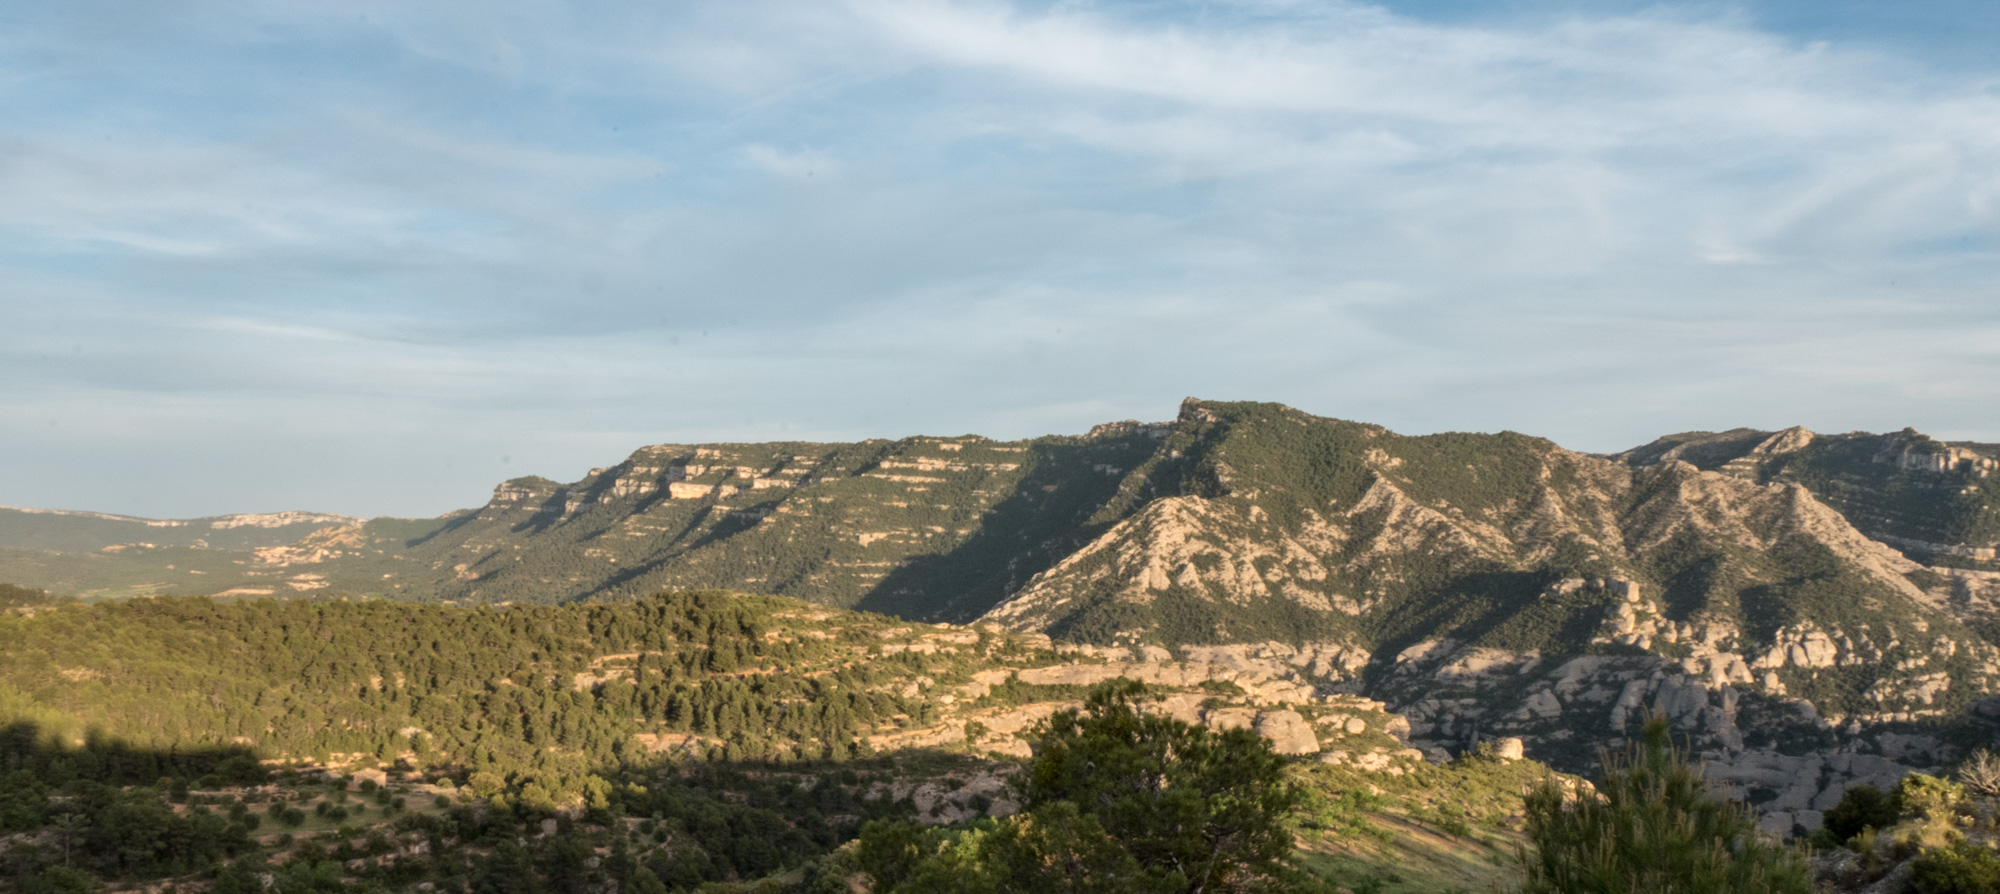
[853,439,1158,624]
[0,720,269,787]
[2,714,1004,894]
[1359,569,1591,690]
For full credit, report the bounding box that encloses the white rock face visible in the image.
[1521,690,1562,719]
[1204,707,1258,732]
[1253,710,1320,755]
[1702,750,1913,837]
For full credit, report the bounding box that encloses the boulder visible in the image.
[1253,710,1319,755]
[1383,715,1412,741]
[1149,693,1206,726]
[1522,690,1562,719]
[1204,707,1257,732]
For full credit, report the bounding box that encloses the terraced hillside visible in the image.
[381,431,1167,618]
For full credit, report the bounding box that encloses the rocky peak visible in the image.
[1084,419,1174,440]
[1751,426,1816,456]
[1876,429,1998,477]
[490,477,559,504]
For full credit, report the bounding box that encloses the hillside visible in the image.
[0,507,374,601]
[0,590,1539,893]
[5,398,1999,840]
[978,402,2000,835]
[1616,425,2000,565]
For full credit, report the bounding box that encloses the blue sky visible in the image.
[3,0,1997,519]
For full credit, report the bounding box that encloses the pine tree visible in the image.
[1520,716,1811,894]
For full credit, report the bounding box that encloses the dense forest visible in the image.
[0,590,1579,894]
[0,592,1016,806]
[0,591,1033,893]
[9,588,1994,893]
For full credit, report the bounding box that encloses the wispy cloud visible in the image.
[0,0,1995,516]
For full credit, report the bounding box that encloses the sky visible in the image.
[2,0,1997,520]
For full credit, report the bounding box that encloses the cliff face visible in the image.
[366,432,1163,617]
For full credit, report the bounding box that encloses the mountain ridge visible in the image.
[5,398,2000,837]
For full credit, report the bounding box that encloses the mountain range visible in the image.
[6,397,1998,837]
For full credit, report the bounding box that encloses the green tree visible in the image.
[1520,716,1811,894]
[624,867,670,894]
[862,679,1299,894]
[1020,679,1298,892]
[895,802,1171,894]
[1821,784,1896,844]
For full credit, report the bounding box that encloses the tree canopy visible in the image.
[1520,715,1811,894]
[860,679,1302,894]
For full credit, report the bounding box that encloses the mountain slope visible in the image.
[352,431,1168,618]
[969,401,2000,835]
[1617,426,2000,564]
[5,398,1999,838]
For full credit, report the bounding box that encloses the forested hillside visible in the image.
[0,593,1005,799]
[0,590,1566,894]
[6,399,2000,843]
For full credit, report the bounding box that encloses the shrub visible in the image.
[1824,785,1898,844]
[1895,774,1968,824]
[20,865,98,894]
[1911,844,2000,894]
[1955,750,2000,798]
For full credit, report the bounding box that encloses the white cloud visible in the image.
[1,0,1998,515]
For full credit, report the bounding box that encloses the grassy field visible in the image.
[1299,811,1524,894]
[1290,753,1568,893]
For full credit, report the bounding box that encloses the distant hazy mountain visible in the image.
[0,506,358,553]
